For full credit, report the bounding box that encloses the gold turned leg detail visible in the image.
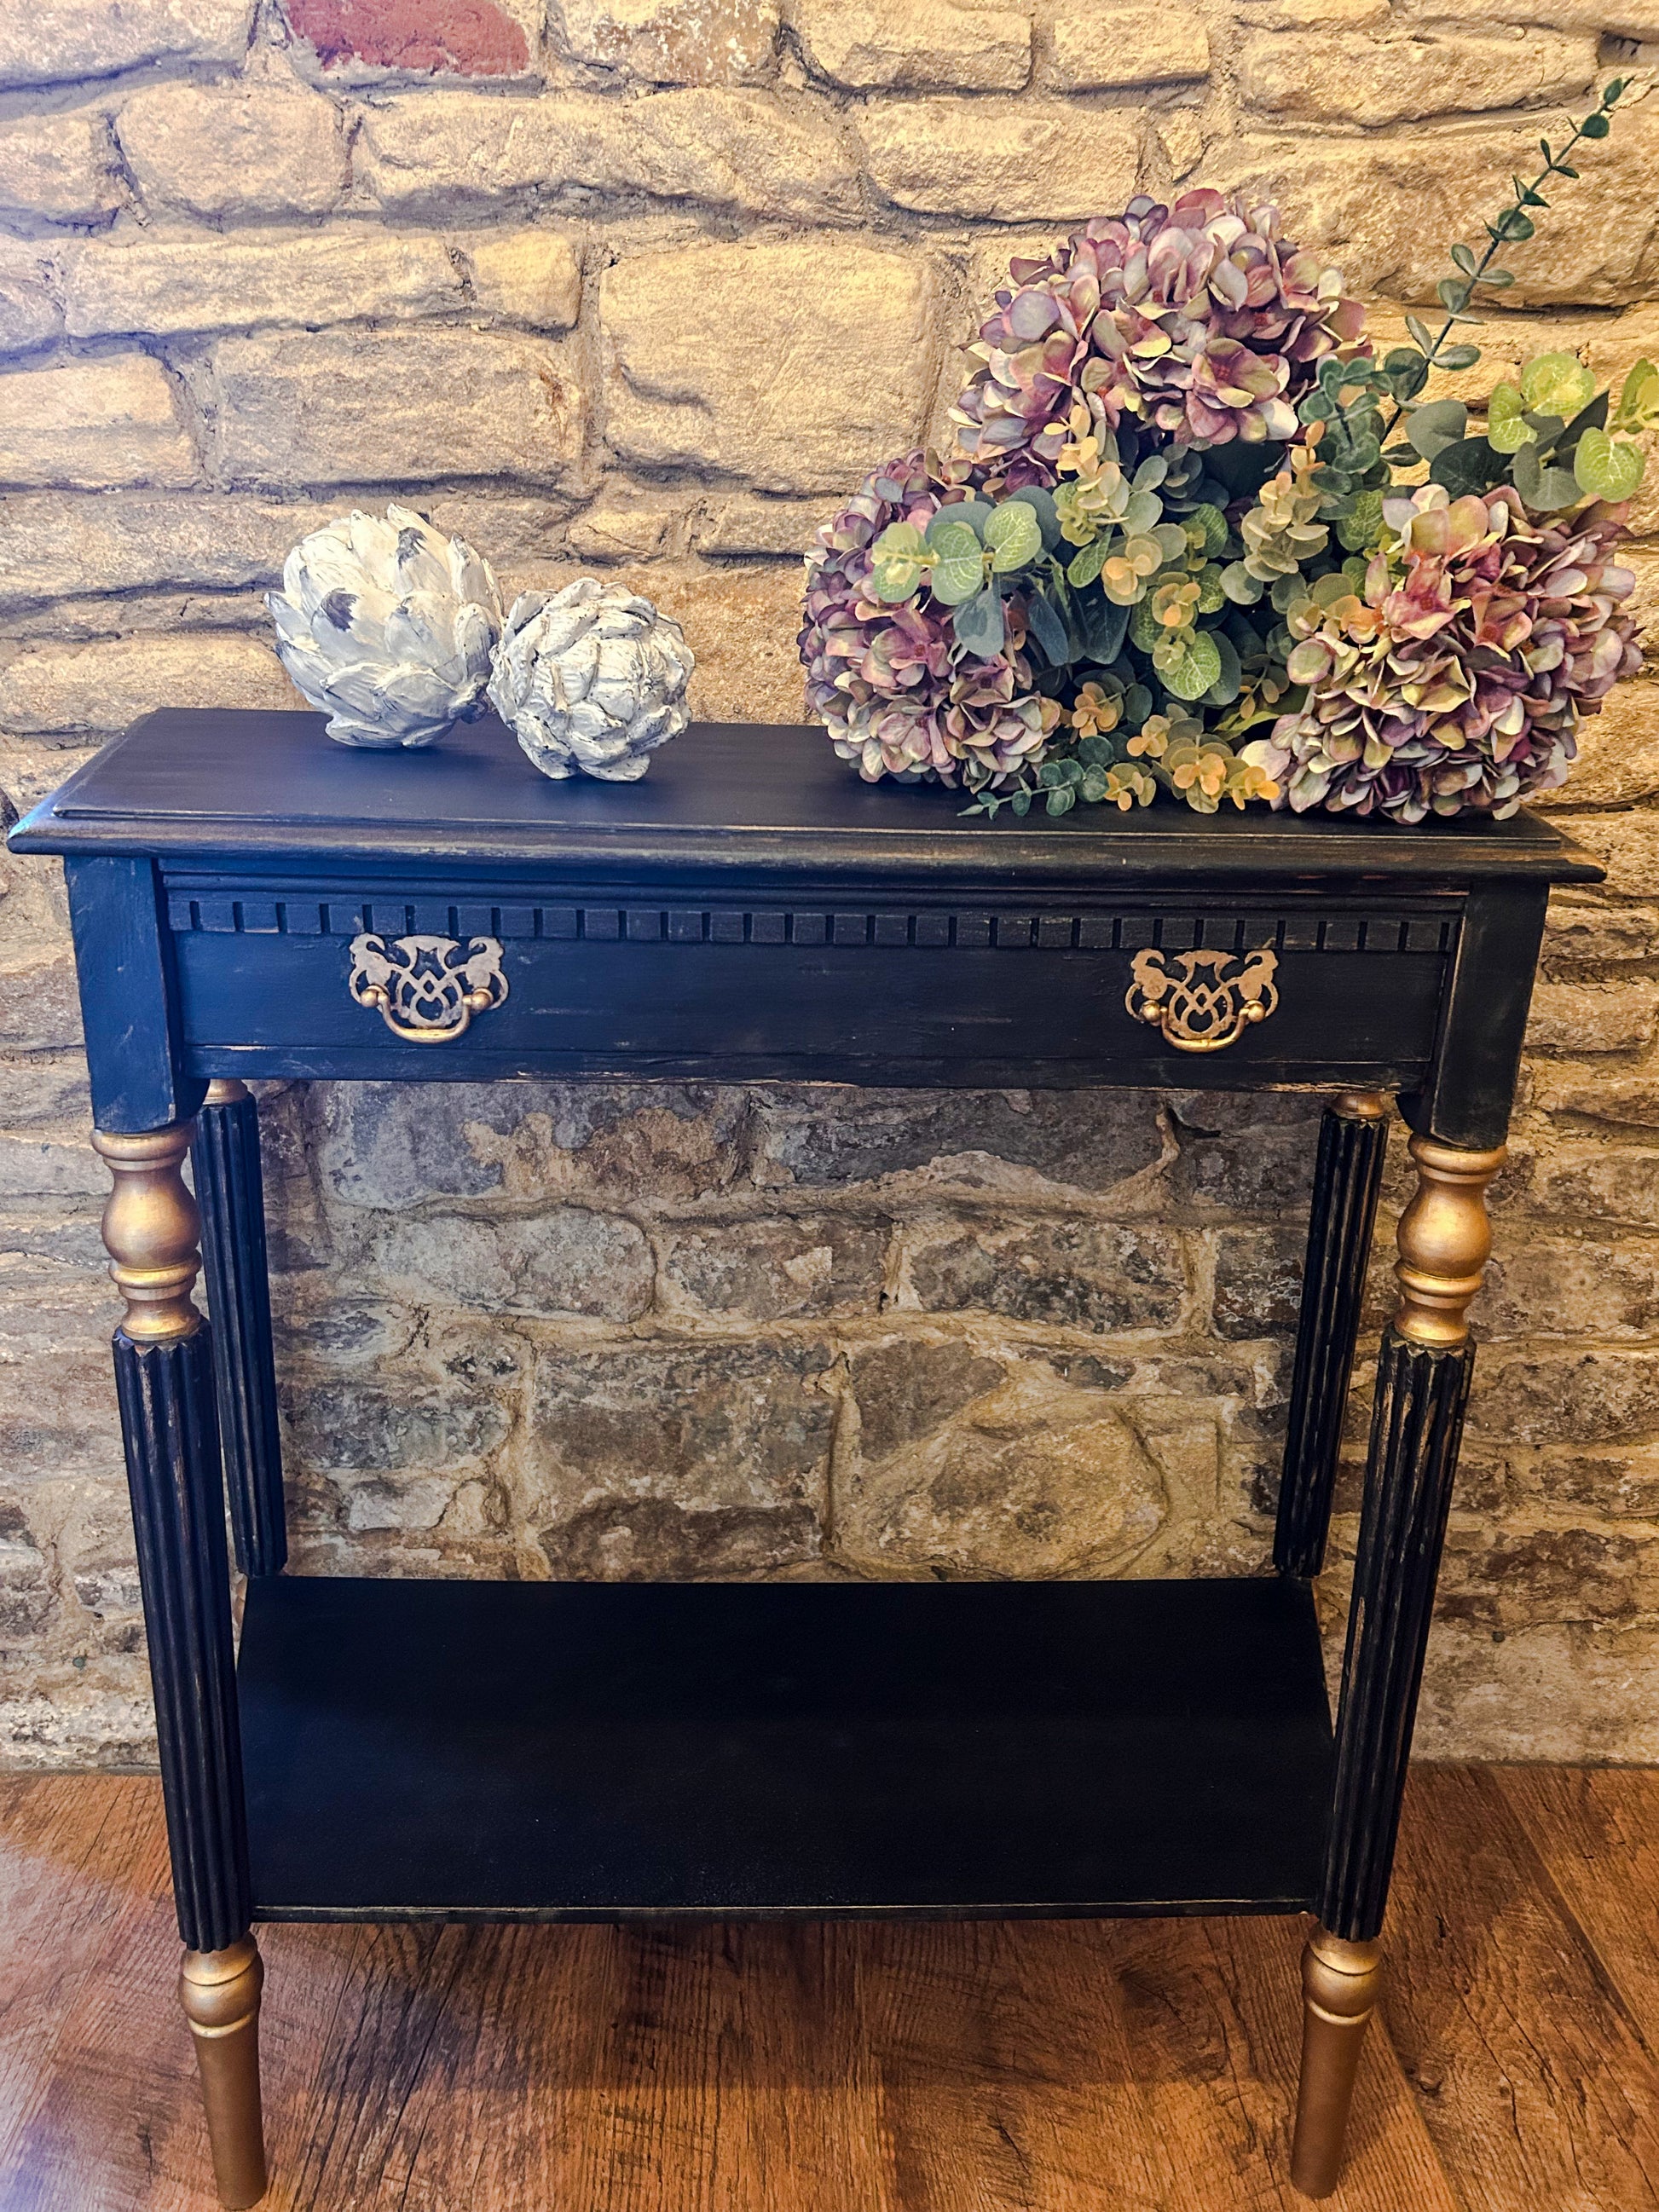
[181,1938,268,2209]
[1290,1926,1384,2198]
[91,1119,203,1342]
[1332,1089,1390,1123]
[1392,1132,1506,1349]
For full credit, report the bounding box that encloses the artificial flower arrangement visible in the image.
[799,81,1655,823]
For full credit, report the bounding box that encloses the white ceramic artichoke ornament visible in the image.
[487,578,694,783]
[268,505,503,748]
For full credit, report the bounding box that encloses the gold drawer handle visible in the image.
[348,932,508,1042]
[1127,945,1279,1054]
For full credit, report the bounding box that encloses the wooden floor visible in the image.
[0,1770,1655,2211]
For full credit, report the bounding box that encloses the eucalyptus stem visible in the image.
[1379,88,1620,441]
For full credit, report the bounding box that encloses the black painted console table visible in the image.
[10,709,1598,2205]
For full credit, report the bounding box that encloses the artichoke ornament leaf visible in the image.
[488,577,693,783]
[267,504,503,748]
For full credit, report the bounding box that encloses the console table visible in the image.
[9,708,1598,2206]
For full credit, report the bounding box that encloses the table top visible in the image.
[11,709,1602,892]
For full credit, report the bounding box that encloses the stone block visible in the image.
[1552,809,1659,904]
[1561,684,1659,809]
[0,355,198,489]
[0,238,61,356]
[602,239,934,494]
[753,1085,1167,1196]
[1210,1222,1306,1339]
[791,0,1031,91]
[1473,1232,1659,1339]
[1543,900,1659,967]
[564,485,686,563]
[1167,1091,1324,1213]
[0,1344,120,1485]
[0,109,121,223]
[1441,0,1659,36]
[1209,105,1659,307]
[898,1216,1186,1331]
[1539,1076,1659,1133]
[1526,979,1658,1056]
[193,328,587,489]
[858,97,1142,220]
[311,1080,753,1210]
[1529,1140,1659,1228]
[0,492,342,608]
[1237,26,1595,127]
[114,78,347,218]
[658,1212,889,1319]
[837,1337,1168,1576]
[1049,0,1208,86]
[0,633,298,738]
[0,0,252,90]
[283,1375,511,1471]
[279,0,537,78]
[1436,1520,1648,1632]
[374,1207,653,1320]
[62,228,464,339]
[553,0,780,82]
[356,88,858,222]
[529,1341,835,1576]
[694,491,826,557]
[455,228,582,328]
[0,1133,105,1200]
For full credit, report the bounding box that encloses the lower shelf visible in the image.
[238,1573,1334,1922]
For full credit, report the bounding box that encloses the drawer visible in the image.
[168,881,1458,1091]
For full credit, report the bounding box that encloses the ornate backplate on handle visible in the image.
[1126,945,1280,1054]
[348,933,508,1042]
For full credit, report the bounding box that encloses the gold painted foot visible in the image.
[180,1937,268,2209]
[1289,1924,1383,2198]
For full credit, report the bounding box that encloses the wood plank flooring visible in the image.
[0,1767,1654,2211]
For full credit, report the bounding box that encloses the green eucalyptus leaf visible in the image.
[939,498,994,542]
[1186,501,1230,555]
[930,544,987,604]
[1521,349,1597,419]
[1198,630,1243,707]
[926,517,982,562]
[1512,438,1581,511]
[1450,241,1477,275]
[1405,314,1436,353]
[1001,484,1062,552]
[1220,560,1264,605]
[870,561,923,604]
[1487,381,1535,453]
[1581,108,1610,137]
[1131,453,1168,492]
[1066,536,1109,589]
[1150,520,1191,564]
[1407,396,1469,459]
[1437,344,1482,371]
[952,586,1005,657]
[1123,488,1163,535]
[1336,489,1384,552]
[1045,785,1077,816]
[1129,595,1164,654]
[1153,628,1223,702]
[1574,424,1645,501]
[1428,435,1509,496]
[873,520,925,561]
[1081,592,1131,663]
[984,500,1043,572]
[1025,586,1071,667]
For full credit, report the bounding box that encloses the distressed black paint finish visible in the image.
[114,1323,251,1955]
[194,1091,286,1580]
[1321,1329,1474,1943]
[1275,1103,1390,1580]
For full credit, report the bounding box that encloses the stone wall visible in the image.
[2,0,1658,1766]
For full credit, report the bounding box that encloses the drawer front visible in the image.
[168,884,1458,1089]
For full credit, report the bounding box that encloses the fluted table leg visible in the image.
[194,1079,286,1578]
[1290,1130,1505,2199]
[95,1118,268,2210]
[1275,1091,1390,1579]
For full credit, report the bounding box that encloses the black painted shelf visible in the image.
[239,1574,1334,1923]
